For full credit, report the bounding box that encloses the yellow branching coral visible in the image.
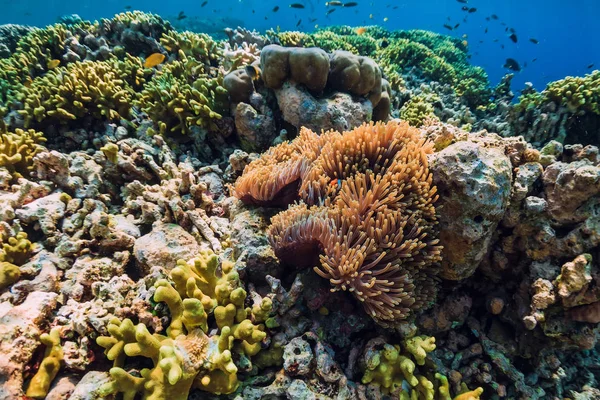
[361,337,482,400]
[0,128,46,178]
[97,250,271,399]
[10,55,148,128]
[25,327,64,399]
[160,30,222,68]
[234,121,442,325]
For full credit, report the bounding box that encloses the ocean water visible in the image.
[1,0,599,91]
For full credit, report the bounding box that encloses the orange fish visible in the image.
[144,53,166,68]
[355,27,367,35]
[462,40,468,46]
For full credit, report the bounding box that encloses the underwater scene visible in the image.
[0,0,599,399]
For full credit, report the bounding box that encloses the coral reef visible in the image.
[0,10,599,400]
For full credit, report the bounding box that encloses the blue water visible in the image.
[1,0,598,92]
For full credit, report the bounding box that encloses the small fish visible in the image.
[503,58,520,71]
[326,8,336,14]
[485,17,490,21]
[529,38,539,44]
[491,14,499,20]
[273,6,279,11]
[177,11,187,20]
[144,53,166,68]
[509,28,516,33]
[201,1,208,7]
[124,5,132,10]
[326,0,343,5]
[454,23,460,29]
[355,27,367,34]
[245,65,261,80]
[47,59,60,69]
[315,24,319,28]
[509,33,517,43]
[501,44,505,49]
[344,2,358,7]
[461,6,469,11]
[309,18,317,22]
[468,7,477,13]
[493,39,499,42]
[532,58,537,62]
[383,17,388,22]
[252,9,255,13]
[456,0,467,3]
[393,6,398,9]
[462,40,468,46]
[485,28,488,33]
[462,34,468,38]
[369,13,373,18]
[443,24,453,30]
[289,3,305,9]
[588,63,595,69]
[296,19,302,26]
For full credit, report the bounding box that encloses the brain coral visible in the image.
[234,121,442,325]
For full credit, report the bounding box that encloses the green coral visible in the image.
[136,53,229,135]
[160,30,221,68]
[9,55,149,129]
[400,94,439,127]
[97,250,271,399]
[0,262,20,290]
[378,38,456,85]
[0,128,46,178]
[25,327,64,399]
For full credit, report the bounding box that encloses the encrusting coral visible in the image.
[234,121,442,325]
[96,250,271,399]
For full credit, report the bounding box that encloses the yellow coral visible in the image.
[0,231,33,265]
[0,129,46,178]
[0,261,20,290]
[25,327,64,399]
[97,250,271,399]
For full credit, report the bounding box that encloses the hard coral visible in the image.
[0,128,46,178]
[96,250,271,399]
[234,121,442,325]
[10,55,148,129]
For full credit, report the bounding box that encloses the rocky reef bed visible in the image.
[1,11,599,400]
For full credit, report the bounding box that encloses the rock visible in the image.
[543,160,600,224]
[275,81,372,133]
[133,223,200,274]
[431,141,512,280]
[283,337,314,376]
[0,291,58,398]
[286,379,316,400]
[15,192,67,236]
[234,101,276,153]
[68,371,113,400]
[46,375,78,400]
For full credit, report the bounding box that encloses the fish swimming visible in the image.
[144,53,166,68]
[201,1,208,7]
[290,3,305,9]
[468,7,477,13]
[509,33,517,43]
[344,2,358,7]
[504,58,520,71]
[529,38,539,44]
[273,6,279,12]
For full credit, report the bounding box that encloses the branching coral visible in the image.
[159,30,221,68]
[0,128,46,178]
[135,53,229,135]
[361,336,483,399]
[25,327,64,399]
[9,55,148,128]
[234,121,441,325]
[96,250,271,399]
